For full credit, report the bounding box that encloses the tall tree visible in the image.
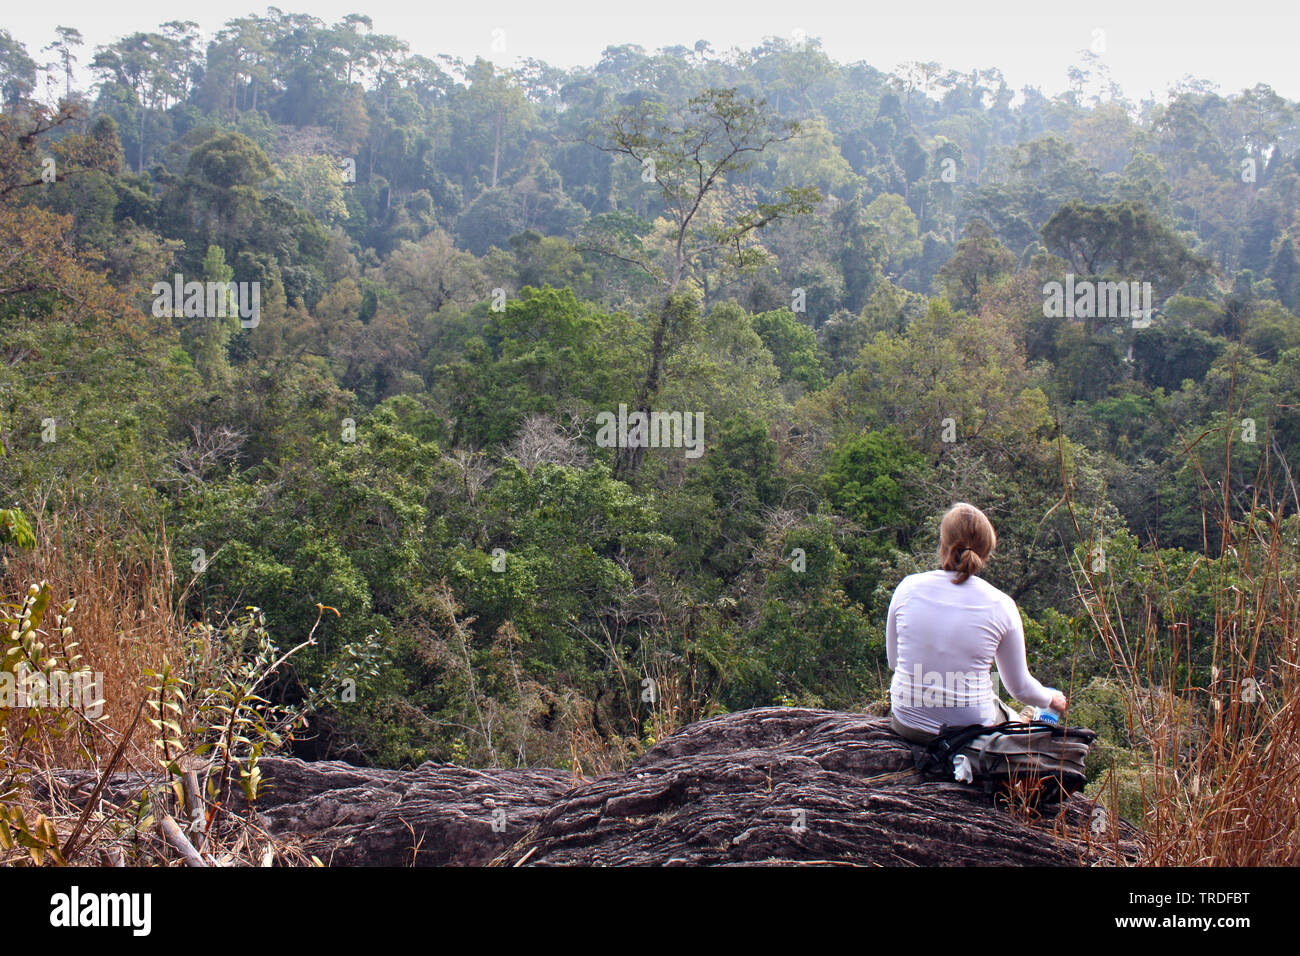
[584,88,819,474]
[43,27,84,101]
[0,30,37,106]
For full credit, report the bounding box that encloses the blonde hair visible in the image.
[937,502,996,584]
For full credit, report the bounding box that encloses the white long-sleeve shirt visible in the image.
[886,569,1053,734]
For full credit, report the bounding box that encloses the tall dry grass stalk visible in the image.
[2,508,186,767]
[2,506,318,866]
[1062,391,1300,864]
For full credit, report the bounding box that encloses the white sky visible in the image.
[6,0,1299,102]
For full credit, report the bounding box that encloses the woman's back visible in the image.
[887,568,1050,734]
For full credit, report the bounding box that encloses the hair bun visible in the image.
[938,502,996,584]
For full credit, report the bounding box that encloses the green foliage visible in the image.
[0,581,99,865]
[1,582,99,789]
[663,415,782,579]
[3,16,1298,774]
[733,516,881,709]
[435,285,641,447]
[0,508,34,550]
[751,308,827,392]
[824,428,923,530]
[935,218,1016,310]
[449,459,666,674]
[1131,324,1225,391]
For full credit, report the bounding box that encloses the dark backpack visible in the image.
[912,720,1097,807]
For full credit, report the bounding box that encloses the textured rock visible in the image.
[492,707,1139,866]
[247,758,573,865]
[36,707,1139,866]
[35,757,573,866]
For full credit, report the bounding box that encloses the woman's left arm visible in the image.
[885,587,901,670]
[994,603,1054,709]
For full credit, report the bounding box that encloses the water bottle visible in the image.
[1033,689,1061,724]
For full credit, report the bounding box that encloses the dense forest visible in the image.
[2,11,1298,864]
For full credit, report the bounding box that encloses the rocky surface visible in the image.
[493,707,1137,866]
[37,707,1139,866]
[237,758,576,865]
[37,757,572,866]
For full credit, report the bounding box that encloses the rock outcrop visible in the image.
[39,707,1139,866]
[494,708,1136,865]
[37,757,572,866]
[237,759,574,865]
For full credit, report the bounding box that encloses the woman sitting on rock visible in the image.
[886,501,1068,744]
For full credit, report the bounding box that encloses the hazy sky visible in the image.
[7,0,1298,102]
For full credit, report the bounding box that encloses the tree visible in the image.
[89,31,180,172]
[444,457,664,682]
[1131,324,1224,391]
[189,130,275,189]
[768,117,856,198]
[508,231,592,294]
[584,88,819,475]
[864,193,921,278]
[0,117,193,513]
[376,228,488,317]
[270,154,351,225]
[743,517,876,709]
[935,218,1016,309]
[751,308,827,392]
[0,103,118,199]
[1267,236,1300,312]
[663,414,783,577]
[161,130,276,258]
[830,191,884,313]
[179,245,240,388]
[432,285,640,449]
[447,59,534,192]
[822,427,924,605]
[0,30,36,106]
[968,136,1106,252]
[43,27,84,101]
[830,298,1052,456]
[824,428,922,532]
[1041,199,1209,333]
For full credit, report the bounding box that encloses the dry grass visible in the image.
[2,508,186,767]
[1,507,312,866]
[1060,389,1300,865]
